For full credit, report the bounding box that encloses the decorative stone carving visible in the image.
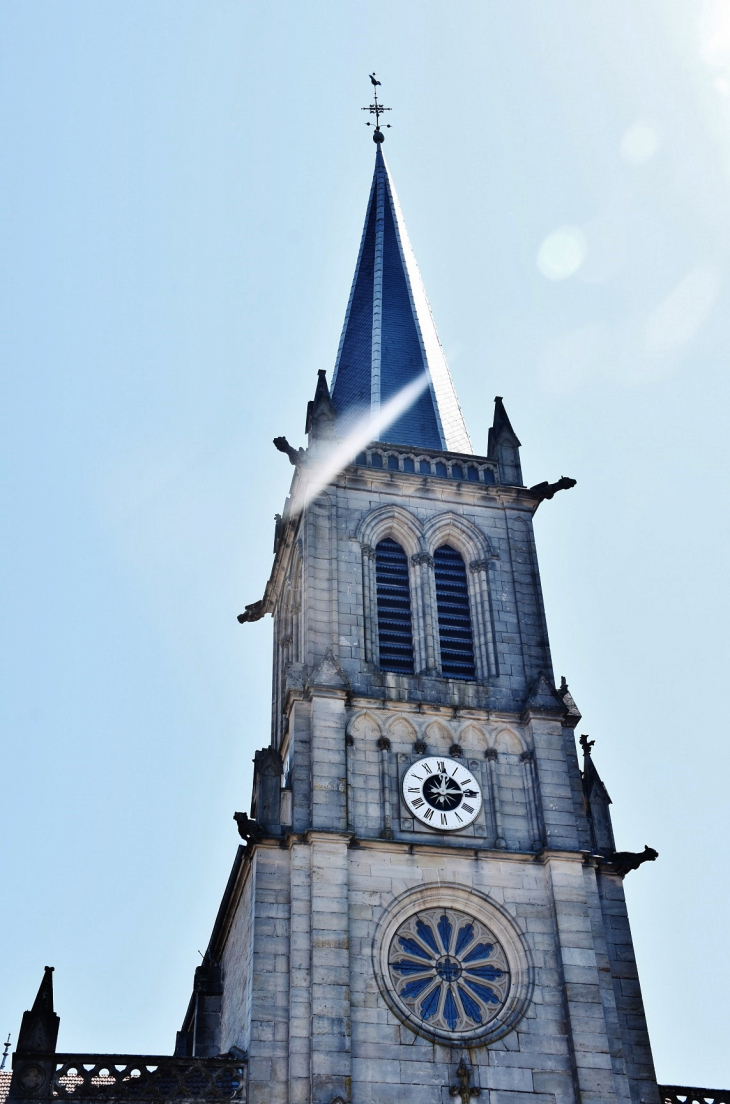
[610,846,659,877]
[450,1059,481,1103]
[388,906,509,1035]
[374,884,533,1045]
[469,559,491,574]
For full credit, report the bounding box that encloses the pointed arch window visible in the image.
[434,544,475,679]
[375,538,414,674]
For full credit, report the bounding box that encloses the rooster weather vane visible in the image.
[362,72,392,142]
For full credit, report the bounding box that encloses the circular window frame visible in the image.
[373,883,534,1045]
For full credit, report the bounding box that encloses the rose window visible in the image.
[388,906,510,1034]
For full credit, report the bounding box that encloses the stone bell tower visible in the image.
[174,134,661,1104]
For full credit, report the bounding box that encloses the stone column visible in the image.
[288,841,312,1104]
[520,749,545,851]
[361,544,378,664]
[485,748,506,848]
[308,832,352,1104]
[247,845,291,1104]
[408,553,425,673]
[377,735,394,839]
[469,558,498,679]
[309,680,348,833]
[419,553,440,673]
[545,853,625,1104]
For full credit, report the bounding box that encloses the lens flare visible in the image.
[295,373,430,512]
[536,226,587,281]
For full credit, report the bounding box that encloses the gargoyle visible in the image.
[233,811,265,846]
[237,599,265,625]
[529,475,577,502]
[610,845,658,876]
[273,437,305,466]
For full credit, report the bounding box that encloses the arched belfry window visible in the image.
[375,538,414,674]
[434,544,475,679]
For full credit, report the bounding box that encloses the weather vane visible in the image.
[362,73,391,142]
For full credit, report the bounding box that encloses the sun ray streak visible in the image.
[295,373,430,512]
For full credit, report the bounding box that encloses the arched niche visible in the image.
[385,714,418,745]
[423,720,452,747]
[348,710,383,742]
[456,723,487,754]
[493,727,524,755]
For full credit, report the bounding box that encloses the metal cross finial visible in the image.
[362,73,392,142]
[450,1059,481,1104]
[0,1034,11,1071]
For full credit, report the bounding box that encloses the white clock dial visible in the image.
[402,756,482,831]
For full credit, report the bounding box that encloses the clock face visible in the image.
[402,756,482,831]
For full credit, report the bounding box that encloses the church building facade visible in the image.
[9,125,709,1104]
[180,137,659,1104]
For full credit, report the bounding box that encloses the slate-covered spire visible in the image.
[331,145,472,453]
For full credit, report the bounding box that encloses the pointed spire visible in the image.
[305,369,336,446]
[331,146,472,453]
[16,967,59,1055]
[488,396,523,485]
[579,736,616,855]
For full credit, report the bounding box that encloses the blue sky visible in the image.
[2,0,730,1085]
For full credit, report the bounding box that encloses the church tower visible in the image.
[175,128,662,1104]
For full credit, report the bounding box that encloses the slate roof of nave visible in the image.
[330,143,472,454]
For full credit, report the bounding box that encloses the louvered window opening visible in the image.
[375,538,414,674]
[434,544,476,679]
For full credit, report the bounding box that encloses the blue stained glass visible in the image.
[466,964,504,981]
[438,914,453,953]
[415,920,439,955]
[462,942,494,963]
[401,976,434,1000]
[443,987,459,1030]
[464,978,500,1005]
[457,985,482,1024]
[398,936,432,961]
[455,923,474,955]
[391,959,431,975]
[420,984,441,1021]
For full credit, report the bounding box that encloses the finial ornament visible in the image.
[0,1034,11,1071]
[362,73,392,142]
[580,734,595,755]
[450,1059,481,1103]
